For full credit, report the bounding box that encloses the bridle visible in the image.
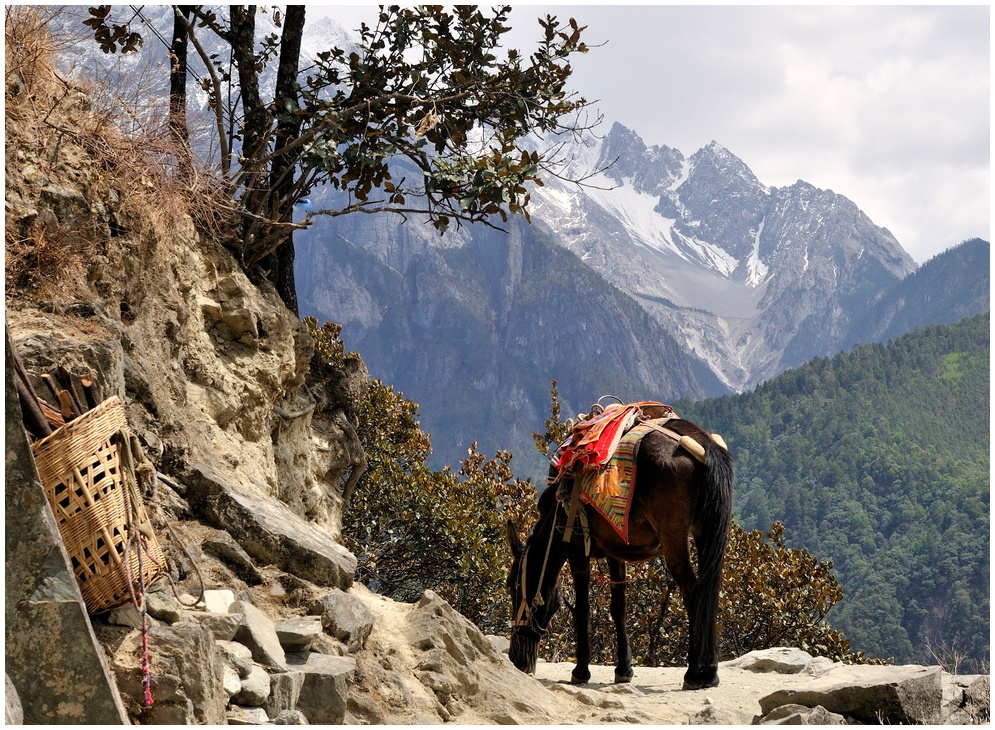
[511,503,561,636]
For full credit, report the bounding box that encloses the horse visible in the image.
[505,416,734,690]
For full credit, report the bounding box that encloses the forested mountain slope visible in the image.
[846,238,989,346]
[677,313,990,672]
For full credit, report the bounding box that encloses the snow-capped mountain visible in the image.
[530,123,917,390]
[56,7,985,463]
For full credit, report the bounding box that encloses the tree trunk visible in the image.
[263,5,306,314]
[168,6,193,176]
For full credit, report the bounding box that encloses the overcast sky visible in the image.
[312,4,989,263]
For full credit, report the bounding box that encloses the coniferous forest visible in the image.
[676,313,990,672]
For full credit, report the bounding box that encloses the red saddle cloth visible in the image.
[552,401,676,480]
[551,401,678,543]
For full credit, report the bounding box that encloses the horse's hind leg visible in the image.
[607,558,634,683]
[659,531,712,689]
[568,550,592,684]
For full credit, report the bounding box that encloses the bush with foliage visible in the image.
[309,320,869,663]
[306,317,537,633]
[538,522,869,667]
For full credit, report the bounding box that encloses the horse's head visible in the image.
[505,518,562,675]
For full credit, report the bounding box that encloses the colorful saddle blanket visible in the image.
[552,402,678,543]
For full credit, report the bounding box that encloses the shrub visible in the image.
[311,323,870,662]
[307,318,537,633]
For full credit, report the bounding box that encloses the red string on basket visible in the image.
[125,534,154,708]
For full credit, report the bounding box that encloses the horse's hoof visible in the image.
[682,676,720,691]
[614,671,634,684]
[570,670,590,685]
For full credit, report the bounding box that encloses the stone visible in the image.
[198,296,223,324]
[758,703,846,724]
[231,600,289,672]
[941,674,991,724]
[487,634,511,654]
[273,708,310,724]
[288,653,357,725]
[315,588,376,652]
[203,588,236,614]
[223,664,242,698]
[759,664,943,724]
[146,623,227,725]
[5,674,23,725]
[276,616,323,652]
[725,647,831,676]
[188,610,243,641]
[689,703,751,725]
[217,640,254,678]
[107,603,158,630]
[202,530,265,584]
[146,590,187,624]
[227,705,271,725]
[222,307,258,339]
[184,463,357,588]
[233,665,271,707]
[263,671,305,719]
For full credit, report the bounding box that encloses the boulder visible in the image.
[188,610,243,641]
[223,664,242,698]
[203,588,236,614]
[487,634,511,655]
[941,674,990,724]
[760,664,943,724]
[263,670,305,719]
[288,653,357,725]
[107,603,157,631]
[5,674,23,725]
[315,588,376,652]
[230,600,288,672]
[272,708,310,724]
[217,640,254,679]
[276,617,324,652]
[725,647,833,676]
[145,623,226,725]
[233,665,271,707]
[184,463,357,588]
[227,705,270,725]
[146,590,188,625]
[757,703,846,724]
[202,529,265,584]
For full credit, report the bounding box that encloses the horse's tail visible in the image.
[688,439,735,660]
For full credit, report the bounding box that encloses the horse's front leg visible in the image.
[567,550,592,684]
[607,558,634,683]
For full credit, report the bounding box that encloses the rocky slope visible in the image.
[296,211,709,474]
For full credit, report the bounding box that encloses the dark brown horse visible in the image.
[505,418,734,689]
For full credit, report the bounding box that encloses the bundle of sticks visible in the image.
[7,326,103,441]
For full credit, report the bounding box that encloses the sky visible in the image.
[310,5,989,264]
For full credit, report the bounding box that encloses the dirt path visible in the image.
[532,660,820,724]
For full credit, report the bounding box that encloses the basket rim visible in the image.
[29,395,125,451]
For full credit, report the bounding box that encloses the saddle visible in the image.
[549,401,715,544]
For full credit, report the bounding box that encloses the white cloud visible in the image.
[309,4,990,261]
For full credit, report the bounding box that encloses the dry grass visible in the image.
[5,6,235,301]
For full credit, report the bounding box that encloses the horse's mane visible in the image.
[527,484,560,541]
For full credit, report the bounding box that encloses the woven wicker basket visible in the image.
[29,396,165,614]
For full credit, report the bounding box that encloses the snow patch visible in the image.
[582,172,679,254]
[746,219,770,287]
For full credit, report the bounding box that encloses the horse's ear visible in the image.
[505,519,523,554]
